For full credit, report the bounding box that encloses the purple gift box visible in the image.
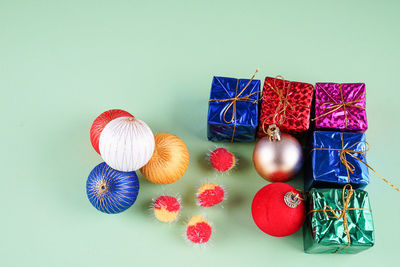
[314,83,367,132]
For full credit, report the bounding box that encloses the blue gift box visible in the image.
[207,76,261,142]
[305,131,369,190]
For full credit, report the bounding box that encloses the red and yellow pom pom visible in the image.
[153,195,181,223]
[209,147,236,172]
[186,215,212,244]
[196,183,226,207]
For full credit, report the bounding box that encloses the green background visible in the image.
[1,0,399,266]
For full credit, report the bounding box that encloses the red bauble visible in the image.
[90,109,133,154]
[251,182,305,237]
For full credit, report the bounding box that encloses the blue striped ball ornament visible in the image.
[86,162,139,214]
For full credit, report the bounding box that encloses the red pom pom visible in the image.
[251,183,305,237]
[187,222,212,243]
[186,215,212,244]
[90,109,133,154]
[196,183,225,207]
[209,148,235,172]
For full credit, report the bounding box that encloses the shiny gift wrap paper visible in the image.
[207,76,260,142]
[257,76,314,137]
[305,131,369,191]
[314,83,367,131]
[304,188,374,254]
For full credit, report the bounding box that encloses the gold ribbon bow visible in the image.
[312,84,365,129]
[209,69,260,142]
[261,76,310,132]
[308,184,372,252]
[311,132,400,192]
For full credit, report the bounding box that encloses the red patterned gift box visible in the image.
[257,76,314,137]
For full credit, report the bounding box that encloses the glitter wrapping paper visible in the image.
[207,76,260,142]
[314,83,367,131]
[305,131,369,191]
[304,188,374,254]
[257,77,314,137]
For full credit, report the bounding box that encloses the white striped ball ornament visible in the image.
[99,116,155,172]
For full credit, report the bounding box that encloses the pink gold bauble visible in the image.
[252,125,302,182]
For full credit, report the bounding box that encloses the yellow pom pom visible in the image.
[140,133,189,184]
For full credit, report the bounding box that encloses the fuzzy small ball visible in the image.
[90,109,133,154]
[209,148,235,172]
[196,183,225,207]
[153,195,181,223]
[186,215,212,244]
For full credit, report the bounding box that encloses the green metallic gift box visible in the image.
[304,185,374,254]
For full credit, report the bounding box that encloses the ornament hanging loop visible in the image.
[267,124,281,142]
[284,191,302,208]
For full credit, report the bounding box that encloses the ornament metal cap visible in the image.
[284,191,302,208]
[267,124,281,142]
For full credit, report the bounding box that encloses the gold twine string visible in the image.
[308,184,372,252]
[312,84,365,129]
[311,132,400,192]
[261,76,310,133]
[209,69,260,142]
[289,191,304,201]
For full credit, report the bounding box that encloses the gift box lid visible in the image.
[305,186,374,254]
[258,76,314,134]
[314,82,367,131]
[310,131,369,186]
[208,76,260,127]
